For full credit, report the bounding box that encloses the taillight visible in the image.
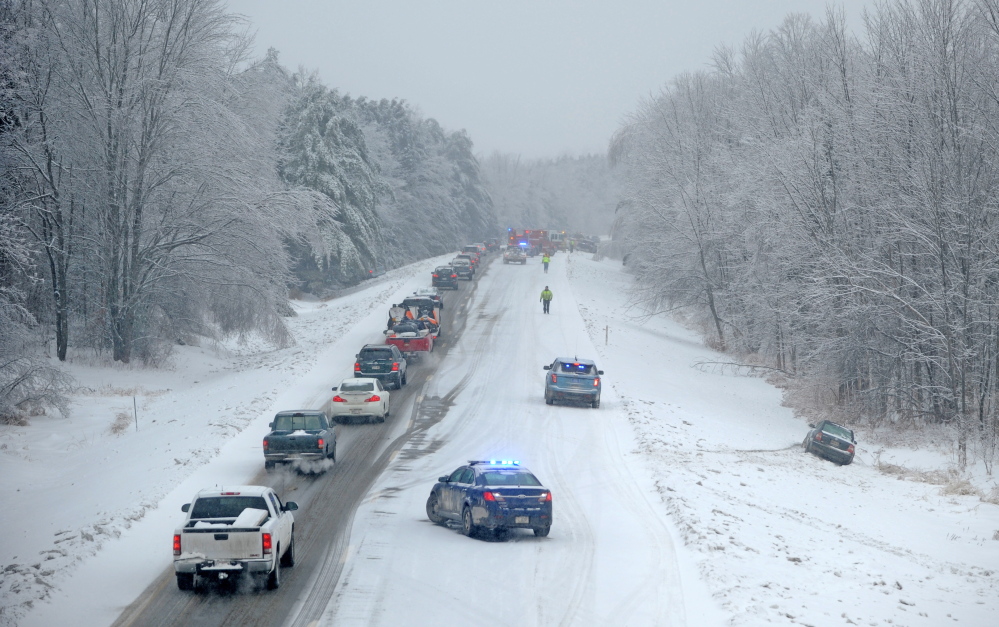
[550,374,557,383]
[173,534,182,556]
[814,433,822,441]
[333,395,346,403]
[594,378,600,387]
[262,438,269,450]
[483,491,496,501]
[365,395,381,402]
[546,492,552,502]
[317,438,325,449]
[391,362,400,371]
[847,444,855,454]
[354,362,361,372]
[451,274,457,278]
[262,533,272,555]
[433,274,439,278]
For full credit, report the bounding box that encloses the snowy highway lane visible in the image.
[322,255,720,626]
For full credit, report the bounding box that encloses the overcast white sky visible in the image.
[235,1,877,159]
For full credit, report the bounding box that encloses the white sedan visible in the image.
[330,378,390,423]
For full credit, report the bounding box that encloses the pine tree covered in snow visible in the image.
[350,97,497,266]
[278,75,382,288]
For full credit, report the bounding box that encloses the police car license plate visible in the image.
[515,516,529,524]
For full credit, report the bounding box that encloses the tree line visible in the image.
[480,152,619,236]
[611,0,999,469]
[0,0,494,421]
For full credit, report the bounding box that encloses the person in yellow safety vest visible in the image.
[540,286,553,314]
[542,253,551,273]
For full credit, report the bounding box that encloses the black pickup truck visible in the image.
[262,410,337,470]
[355,344,408,389]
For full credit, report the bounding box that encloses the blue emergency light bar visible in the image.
[469,459,520,466]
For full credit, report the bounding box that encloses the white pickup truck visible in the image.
[172,486,298,591]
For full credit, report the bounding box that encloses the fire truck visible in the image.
[507,229,558,256]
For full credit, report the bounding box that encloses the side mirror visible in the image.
[808,423,816,428]
[438,476,449,483]
[268,422,274,429]
[597,370,604,375]
[181,503,190,513]
[283,501,299,512]
[543,365,551,370]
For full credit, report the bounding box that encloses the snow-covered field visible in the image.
[3,252,997,626]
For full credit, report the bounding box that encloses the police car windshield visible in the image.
[479,470,542,486]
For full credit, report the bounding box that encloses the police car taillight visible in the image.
[550,374,557,384]
[593,378,600,387]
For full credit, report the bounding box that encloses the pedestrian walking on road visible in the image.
[569,240,575,253]
[542,253,551,273]
[540,286,553,314]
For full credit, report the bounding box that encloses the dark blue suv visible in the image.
[426,461,553,538]
[544,358,603,408]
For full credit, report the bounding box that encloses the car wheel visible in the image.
[176,573,195,591]
[533,525,551,537]
[804,440,813,454]
[426,493,446,525]
[264,461,276,472]
[591,397,600,409]
[280,535,296,567]
[266,557,281,590]
[461,506,478,538]
[402,372,408,386]
[394,373,403,389]
[545,390,554,405]
[328,444,336,462]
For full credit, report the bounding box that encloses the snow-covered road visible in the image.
[323,253,720,626]
[5,251,997,627]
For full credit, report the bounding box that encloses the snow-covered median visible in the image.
[0,255,449,627]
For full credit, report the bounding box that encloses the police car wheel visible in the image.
[462,507,478,537]
[533,525,551,537]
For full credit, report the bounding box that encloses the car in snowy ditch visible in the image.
[803,420,856,465]
[543,358,603,408]
[330,378,390,423]
[426,460,553,538]
[173,485,298,591]
[432,265,459,290]
[262,410,337,470]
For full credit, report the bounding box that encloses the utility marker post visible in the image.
[133,396,138,432]
[605,325,609,345]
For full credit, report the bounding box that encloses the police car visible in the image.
[425,460,553,538]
